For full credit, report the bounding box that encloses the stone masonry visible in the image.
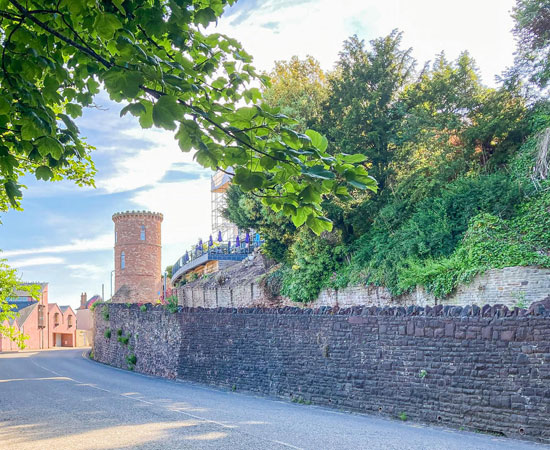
[177,265,550,309]
[112,211,163,303]
[93,302,550,444]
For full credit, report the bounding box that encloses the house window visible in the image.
[140,225,146,241]
[67,315,73,327]
[54,312,60,326]
[121,251,125,269]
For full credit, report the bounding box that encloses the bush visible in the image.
[102,305,110,321]
[280,231,346,302]
[398,211,550,297]
[165,295,179,313]
[104,329,111,339]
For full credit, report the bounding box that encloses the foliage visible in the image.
[397,206,550,298]
[512,0,550,89]
[116,328,122,337]
[104,328,111,339]
[280,230,347,302]
[0,259,35,348]
[223,184,295,261]
[118,334,129,345]
[0,0,375,233]
[262,55,328,132]
[320,31,415,188]
[165,265,173,279]
[165,294,178,313]
[223,29,548,303]
[89,300,103,311]
[126,353,137,370]
[140,304,147,312]
[102,305,110,321]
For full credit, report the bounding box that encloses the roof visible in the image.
[16,303,38,327]
[8,300,38,313]
[84,295,102,309]
[59,305,74,314]
[12,282,47,298]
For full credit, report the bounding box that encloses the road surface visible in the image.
[0,349,545,449]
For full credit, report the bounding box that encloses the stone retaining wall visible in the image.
[93,302,550,443]
[177,266,550,309]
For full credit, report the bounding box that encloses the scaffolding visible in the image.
[211,170,237,241]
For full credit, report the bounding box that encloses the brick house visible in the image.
[0,282,77,351]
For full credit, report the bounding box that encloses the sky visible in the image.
[0,0,518,309]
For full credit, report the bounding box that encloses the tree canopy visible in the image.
[0,0,375,234]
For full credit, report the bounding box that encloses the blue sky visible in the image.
[0,0,517,308]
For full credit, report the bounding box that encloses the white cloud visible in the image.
[129,178,212,268]
[217,0,516,85]
[96,126,205,194]
[67,263,106,279]
[2,234,113,258]
[10,256,65,268]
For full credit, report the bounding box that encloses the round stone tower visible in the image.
[112,210,163,303]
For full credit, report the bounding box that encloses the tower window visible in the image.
[140,225,146,241]
[115,231,117,243]
[121,251,125,269]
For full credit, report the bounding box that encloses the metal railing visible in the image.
[172,239,263,278]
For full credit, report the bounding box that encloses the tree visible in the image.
[0,259,36,348]
[262,55,328,132]
[0,0,376,234]
[512,0,550,90]
[320,31,415,189]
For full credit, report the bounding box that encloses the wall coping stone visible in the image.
[104,301,550,318]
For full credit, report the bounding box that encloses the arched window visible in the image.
[121,251,125,269]
[140,225,146,241]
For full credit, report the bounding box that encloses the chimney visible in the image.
[80,292,87,309]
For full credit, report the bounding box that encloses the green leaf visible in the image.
[194,7,217,27]
[176,120,201,152]
[138,101,153,128]
[94,13,123,40]
[58,113,79,135]
[233,169,265,191]
[306,215,333,236]
[291,207,309,228]
[66,103,83,118]
[341,153,367,163]
[35,165,54,180]
[120,103,146,118]
[281,128,302,150]
[4,180,22,207]
[305,129,328,152]
[152,95,181,130]
[304,165,335,180]
[112,0,125,15]
[120,72,145,98]
[37,137,64,160]
[0,97,10,115]
[21,114,49,140]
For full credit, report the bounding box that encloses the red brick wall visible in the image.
[113,211,163,303]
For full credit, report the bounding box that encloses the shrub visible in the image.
[116,329,123,337]
[140,304,147,312]
[165,295,179,313]
[126,353,137,370]
[102,305,110,321]
[104,329,111,339]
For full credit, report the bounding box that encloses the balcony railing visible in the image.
[172,239,262,282]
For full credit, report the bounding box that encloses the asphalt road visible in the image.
[0,349,545,450]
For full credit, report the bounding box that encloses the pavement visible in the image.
[0,349,546,450]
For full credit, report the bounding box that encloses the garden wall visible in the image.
[93,302,550,443]
[177,265,550,309]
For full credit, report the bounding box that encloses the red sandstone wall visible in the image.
[113,211,163,303]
